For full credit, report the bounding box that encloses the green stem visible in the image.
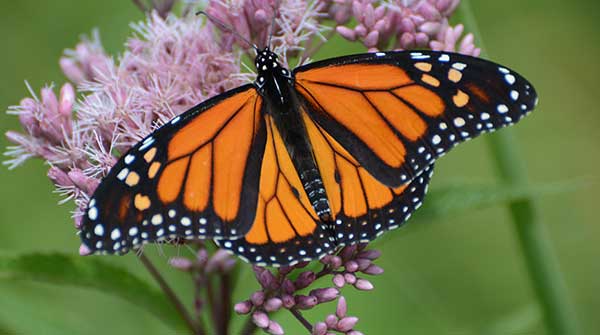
[138,253,205,335]
[457,2,580,334]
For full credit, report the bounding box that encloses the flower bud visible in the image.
[252,311,270,329]
[267,320,284,335]
[337,316,359,332]
[234,300,252,314]
[354,279,374,291]
[169,257,193,271]
[250,291,265,306]
[336,296,347,318]
[264,297,283,312]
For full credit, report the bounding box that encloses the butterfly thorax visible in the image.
[254,49,333,223]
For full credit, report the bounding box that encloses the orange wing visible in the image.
[81,85,266,254]
[215,114,336,266]
[302,112,434,245]
[295,51,537,187]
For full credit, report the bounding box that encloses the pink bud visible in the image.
[399,32,415,49]
[254,9,269,23]
[344,273,356,285]
[73,215,83,229]
[79,244,92,256]
[354,279,374,291]
[252,311,270,329]
[354,24,367,38]
[374,5,386,20]
[339,245,357,261]
[234,301,252,314]
[373,19,387,33]
[264,297,283,312]
[41,87,59,115]
[250,291,265,306]
[294,271,316,289]
[419,22,442,35]
[59,83,75,117]
[336,26,357,41]
[267,320,284,335]
[257,268,276,289]
[363,264,384,275]
[363,4,375,28]
[282,279,295,294]
[68,169,97,195]
[60,57,86,84]
[415,32,429,47]
[296,295,318,309]
[47,167,73,187]
[333,274,345,288]
[313,322,327,335]
[337,316,359,332]
[169,257,192,271]
[345,260,359,273]
[417,2,441,21]
[310,288,339,303]
[336,296,347,318]
[325,314,338,328]
[282,294,295,308]
[364,30,379,48]
[400,18,415,33]
[348,330,365,335]
[351,1,363,19]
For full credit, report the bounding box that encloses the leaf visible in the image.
[413,178,588,223]
[0,252,185,331]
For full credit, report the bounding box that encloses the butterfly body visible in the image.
[80,49,537,266]
[256,49,333,222]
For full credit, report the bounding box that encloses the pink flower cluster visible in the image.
[233,244,382,334]
[331,0,480,55]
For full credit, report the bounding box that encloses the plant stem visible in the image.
[457,2,580,334]
[138,253,204,335]
[289,308,313,333]
[240,315,258,335]
[219,272,233,334]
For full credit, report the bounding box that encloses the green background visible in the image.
[0,0,598,334]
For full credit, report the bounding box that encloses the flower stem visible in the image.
[457,2,580,334]
[289,308,313,333]
[219,272,233,334]
[138,253,205,335]
[240,315,258,335]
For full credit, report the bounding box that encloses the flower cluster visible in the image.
[4,0,479,333]
[233,244,382,334]
[331,0,480,55]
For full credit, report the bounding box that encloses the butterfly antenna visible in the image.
[267,1,280,49]
[196,10,259,53]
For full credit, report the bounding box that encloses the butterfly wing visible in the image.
[215,114,337,266]
[302,112,435,245]
[81,85,266,254]
[294,50,537,187]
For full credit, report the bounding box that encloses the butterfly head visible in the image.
[255,48,289,80]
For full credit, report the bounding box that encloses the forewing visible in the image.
[294,50,537,186]
[81,85,266,254]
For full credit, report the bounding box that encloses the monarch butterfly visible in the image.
[80,47,537,266]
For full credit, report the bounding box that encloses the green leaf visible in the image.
[0,252,184,331]
[413,178,588,223]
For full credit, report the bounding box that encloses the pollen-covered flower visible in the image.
[5,11,245,228]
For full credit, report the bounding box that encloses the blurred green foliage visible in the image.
[0,0,598,334]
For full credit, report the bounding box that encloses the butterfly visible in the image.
[80,48,537,266]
